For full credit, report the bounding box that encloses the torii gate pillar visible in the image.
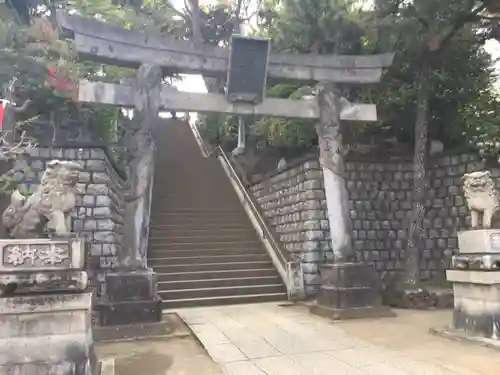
[310,82,395,319]
[94,64,163,327]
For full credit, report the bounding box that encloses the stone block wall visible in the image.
[249,159,331,296]
[12,147,126,294]
[346,159,414,278]
[347,153,487,281]
[249,152,493,293]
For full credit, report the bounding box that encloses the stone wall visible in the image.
[347,153,486,281]
[13,147,126,295]
[249,152,490,294]
[249,159,331,296]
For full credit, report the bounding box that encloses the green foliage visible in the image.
[224,0,368,151]
[237,0,500,153]
[0,0,180,148]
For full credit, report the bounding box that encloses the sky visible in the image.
[169,0,500,94]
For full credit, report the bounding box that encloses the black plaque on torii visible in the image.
[225,35,271,104]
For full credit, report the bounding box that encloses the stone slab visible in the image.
[105,269,158,302]
[0,333,94,365]
[0,361,100,375]
[458,230,500,254]
[100,358,115,375]
[0,292,100,374]
[454,308,500,341]
[312,261,393,319]
[0,237,86,272]
[0,270,88,295]
[452,253,500,270]
[316,285,381,309]
[0,292,92,314]
[446,269,500,284]
[452,291,500,340]
[430,326,500,351]
[452,282,500,302]
[93,321,175,342]
[309,303,396,320]
[95,298,162,326]
[319,262,377,288]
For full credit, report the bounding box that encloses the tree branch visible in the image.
[188,0,203,42]
[11,99,32,114]
[165,1,190,24]
[478,14,500,20]
[437,3,486,49]
[234,0,244,19]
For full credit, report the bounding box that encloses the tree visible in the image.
[0,0,183,194]
[232,0,500,288]
[368,0,499,288]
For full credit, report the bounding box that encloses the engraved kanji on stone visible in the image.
[21,247,37,264]
[5,246,26,266]
[38,244,69,265]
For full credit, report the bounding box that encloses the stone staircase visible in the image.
[148,120,287,309]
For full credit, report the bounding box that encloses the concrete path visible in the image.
[96,336,223,375]
[176,303,500,375]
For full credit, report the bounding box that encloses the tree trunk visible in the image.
[404,62,430,288]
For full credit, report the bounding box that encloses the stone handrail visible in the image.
[187,121,304,299]
[217,147,305,300]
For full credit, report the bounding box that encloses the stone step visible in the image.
[161,292,288,309]
[147,245,266,257]
[150,260,274,273]
[159,284,285,300]
[155,268,279,282]
[158,276,282,290]
[150,216,252,226]
[150,208,243,213]
[149,223,253,231]
[151,212,246,217]
[148,233,258,243]
[150,121,286,309]
[148,247,267,258]
[148,253,269,266]
[149,228,255,238]
[148,240,262,250]
[151,200,240,207]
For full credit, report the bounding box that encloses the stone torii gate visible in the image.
[57,11,394,323]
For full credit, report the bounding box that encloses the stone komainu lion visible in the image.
[2,160,81,238]
[462,171,500,229]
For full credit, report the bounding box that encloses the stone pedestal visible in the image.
[0,237,104,374]
[0,292,100,375]
[94,268,162,326]
[310,262,395,320]
[446,230,500,341]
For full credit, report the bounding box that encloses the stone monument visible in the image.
[0,160,102,374]
[444,171,500,342]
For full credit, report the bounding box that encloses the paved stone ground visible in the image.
[175,303,500,375]
[96,336,224,375]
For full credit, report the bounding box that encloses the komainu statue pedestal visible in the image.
[446,230,500,341]
[310,262,395,320]
[0,238,101,375]
[0,292,99,374]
